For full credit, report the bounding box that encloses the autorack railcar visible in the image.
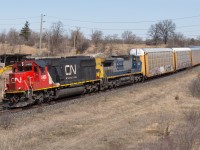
[130,48,175,78]
[172,48,192,70]
[190,47,200,66]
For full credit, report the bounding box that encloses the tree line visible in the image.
[0,20,200,55]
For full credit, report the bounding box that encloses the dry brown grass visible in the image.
[84,43,166,56]
[0,61,200,149]
[0,44,39,55]
[189,74,200,98]
[0,43,166,57]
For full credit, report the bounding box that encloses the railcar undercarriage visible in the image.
[2,74,142,109]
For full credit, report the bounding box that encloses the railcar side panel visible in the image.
[145,51,174,77]
[191,48,200,66]
[174,51,191,70]
[103,58,131,77]
[44,57,96,85]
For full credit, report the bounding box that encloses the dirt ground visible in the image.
[0,67,200,150]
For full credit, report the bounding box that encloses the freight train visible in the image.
[2,47,200,108]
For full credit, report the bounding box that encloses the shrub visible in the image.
[37,107,43,113]
[0,115,12,129]
[189,75,200,98]
[183,110,200,127]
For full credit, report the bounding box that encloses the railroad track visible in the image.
[0,65,198,117]
[0,101,27,116]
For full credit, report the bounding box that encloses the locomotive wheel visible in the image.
[36,93,44,104]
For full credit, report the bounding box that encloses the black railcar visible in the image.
[36,56,96,85]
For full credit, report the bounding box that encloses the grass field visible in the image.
[0,66,200,149]
[0,43,166,56]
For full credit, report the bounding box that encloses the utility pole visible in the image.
[48,33,50,57]
[39,14,44,56]
[73,35,76,49]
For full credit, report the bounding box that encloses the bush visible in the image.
[0,115,12,129]
[37,107,43,113]
[77,40,90,53]
[183,110,200,127]
[138,110,200,150]
[189,75,200,98]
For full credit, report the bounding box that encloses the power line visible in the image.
[45,14,200,24]
[178,24,200,28]
[0,22,40,26]
[45,21,200,32]
[177,29,200,33]
[0,16,40,21]
[44,21,148,31]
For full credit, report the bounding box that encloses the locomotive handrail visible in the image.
[0,65,12,75]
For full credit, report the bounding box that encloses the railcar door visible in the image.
[34,66,40,82]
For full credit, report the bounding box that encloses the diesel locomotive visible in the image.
[2,47,200,108]
[3,55,138,108]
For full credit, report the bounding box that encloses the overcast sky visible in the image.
[0,0,200,39]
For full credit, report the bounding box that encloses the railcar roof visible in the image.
[189,47,200,51]
[142,48,173,53]
[172,48,191,51]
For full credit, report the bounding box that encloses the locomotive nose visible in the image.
[8,73,32,91]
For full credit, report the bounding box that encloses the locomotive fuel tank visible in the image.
[55,86,85,99]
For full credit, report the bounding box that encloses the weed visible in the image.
[0,115,12,129]
[175,95,179,100]
[37,107,43,113]
[189,75,200,98]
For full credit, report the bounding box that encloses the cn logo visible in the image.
[11,77,22,83]
[65,65,77,76]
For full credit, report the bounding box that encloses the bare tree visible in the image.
[0,30,6,44]
[6,28,19,46]
[148,20,176,45]
[148,24,162,45]
[27,31,39,47]
[91,30,103,47]
[70,28,89,53]
[103,35,117,55]
[70,27,82,49]
[121,31,136,44]
[197,36,200,43]
[48,21,64,54]
[167,32,186,47]
[157,20,176,44]
[112,34,121,43]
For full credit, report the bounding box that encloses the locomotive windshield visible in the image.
[14,62,33,72]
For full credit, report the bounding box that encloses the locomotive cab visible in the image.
[8,61,34,91]
[6,60,50,92]
[130,49,144,74]
[3,60,52,108]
